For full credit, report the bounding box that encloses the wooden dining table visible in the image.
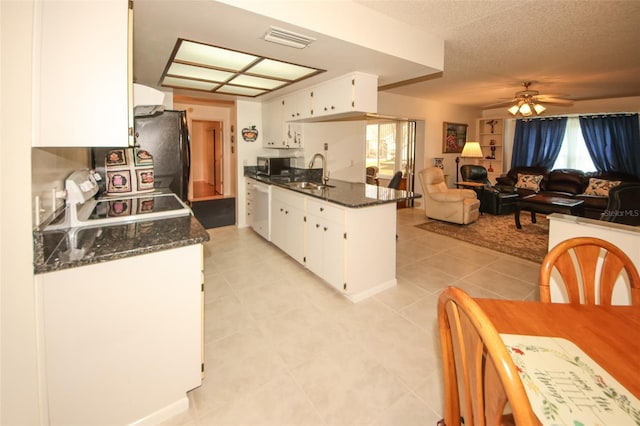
[475,298,640,418]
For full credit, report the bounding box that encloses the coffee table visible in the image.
[514,194,584,229]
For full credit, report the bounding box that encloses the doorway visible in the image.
[365,118,417,206]
[191,120,224,200]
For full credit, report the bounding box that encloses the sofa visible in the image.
[494,166,639,219]
[419,167,480,224]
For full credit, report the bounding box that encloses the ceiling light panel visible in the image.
[167,63,234,83]
[228,74,287,90]
[175,40,257,70]
[217,85,267,96]
[248,59,318,80]
[162,76,219,91]
[160,39,325,97]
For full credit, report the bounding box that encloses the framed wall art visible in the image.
[442,122,468,153]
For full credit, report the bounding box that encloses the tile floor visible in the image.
[163,207,541,425]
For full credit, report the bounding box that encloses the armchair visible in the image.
[460,165,519,215]
[419,167,480,224]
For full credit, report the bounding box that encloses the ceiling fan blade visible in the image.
[534,96,574,106]
[483,98,518,108]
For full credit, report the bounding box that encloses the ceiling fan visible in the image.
[486,81,574,116]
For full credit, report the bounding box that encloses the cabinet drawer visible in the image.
[272,186,305,209]
[306,198,344,223]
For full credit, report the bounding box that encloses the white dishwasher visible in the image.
[252,180,271,240]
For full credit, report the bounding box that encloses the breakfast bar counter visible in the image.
[247,173,420,207]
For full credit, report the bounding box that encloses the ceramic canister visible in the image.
[104,148,155,196]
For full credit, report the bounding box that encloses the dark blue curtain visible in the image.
[579,114,640,177]
[511,117,568,168]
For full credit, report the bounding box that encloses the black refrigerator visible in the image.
[92,109,191,201]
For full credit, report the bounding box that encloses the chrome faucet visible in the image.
[308,153,329,184]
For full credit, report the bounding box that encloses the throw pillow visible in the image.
[515,173,543,192]
[583,178,622,196]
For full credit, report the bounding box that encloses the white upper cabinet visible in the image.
[33,0,132,147]
[262,98,284,148]
[262,98,304,148]
[282,91,312,121]
[310,72,378,119]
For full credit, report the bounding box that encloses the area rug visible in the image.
[415,213,549,263]
[191,197,236,229]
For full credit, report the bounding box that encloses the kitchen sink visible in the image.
[285,181,334,190]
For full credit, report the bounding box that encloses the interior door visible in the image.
[213,123,223,194]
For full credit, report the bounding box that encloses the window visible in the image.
[552,117,596,171]
[366,120,413,178]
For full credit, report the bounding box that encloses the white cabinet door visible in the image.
[283,90,311,121]
[305,198,345,291]
[35,245,203,425]
[321,217,345,289]
[310,72,378,119]
[262,98,283,148]
[270,196,287,248]
[33,0,132,147]
[311,75,353,118]
[271,187,305,263]
[304,215,324,278]
[285,203,305,264]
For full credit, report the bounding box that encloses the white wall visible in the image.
[236,100,265,227]
[303,121,366,182]
[1,0,42,423]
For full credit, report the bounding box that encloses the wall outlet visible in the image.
[324,143,328,151]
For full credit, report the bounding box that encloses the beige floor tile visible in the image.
[372,391,441,426]
[463,267,537,299]
[197,374,323,426]
[187,207,544,425]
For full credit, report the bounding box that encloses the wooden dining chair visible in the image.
[539,237,640,305]
[438,287,540,426]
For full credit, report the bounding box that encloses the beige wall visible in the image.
[1,0,42,423]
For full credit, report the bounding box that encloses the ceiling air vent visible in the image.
[263,26,316,49]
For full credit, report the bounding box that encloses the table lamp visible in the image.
[456,141,483,183]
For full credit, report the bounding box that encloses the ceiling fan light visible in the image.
[533,103,546,114]
[508,104,520,115]
[519,102,532,116]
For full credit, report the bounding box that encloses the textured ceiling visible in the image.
[133,0,640,108]
[355,0,640,106]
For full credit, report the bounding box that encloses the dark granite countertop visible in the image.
[246,173,421,208]
[33,215,209,274]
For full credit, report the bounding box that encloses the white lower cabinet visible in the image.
[269,187,397,301]
[305,198,346,291]
[271,186,305,263]
[35,244,203,425]
[246,180,255,227]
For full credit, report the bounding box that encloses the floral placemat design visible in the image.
[501,334,640,425]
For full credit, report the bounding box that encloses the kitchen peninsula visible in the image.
[32,215,209,425]
[246,173,419,302]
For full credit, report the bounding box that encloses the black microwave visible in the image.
[257,157,291,176]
